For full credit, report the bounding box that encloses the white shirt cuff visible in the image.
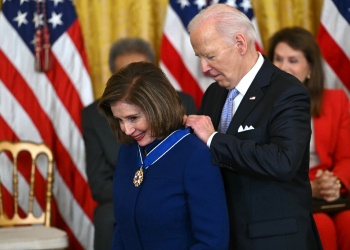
[206,132,218,149]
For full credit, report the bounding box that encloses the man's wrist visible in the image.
[206,132,218,149]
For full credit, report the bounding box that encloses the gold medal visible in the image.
[134,129,190,188]
[133,167,143,187]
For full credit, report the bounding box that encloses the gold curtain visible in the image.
[74,0,324,100]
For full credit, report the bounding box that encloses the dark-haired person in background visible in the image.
[98,61,229,249]
[268,26,350,250]
[81,38,196,250]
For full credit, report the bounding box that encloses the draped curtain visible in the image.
[74,0,324,99]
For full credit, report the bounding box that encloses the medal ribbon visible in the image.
[137,128,191,169]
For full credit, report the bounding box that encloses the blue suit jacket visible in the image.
[82,93,196,249]
[111,133,229,250]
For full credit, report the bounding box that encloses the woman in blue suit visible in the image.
[98,62,229,250]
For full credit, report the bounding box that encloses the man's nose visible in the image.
[200,58,211,73]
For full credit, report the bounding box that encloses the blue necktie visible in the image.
[218,88,239,133]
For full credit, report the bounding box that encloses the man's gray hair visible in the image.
[108,38,155,73]
[188,4,257,47]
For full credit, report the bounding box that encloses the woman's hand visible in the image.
[311,170,341,202]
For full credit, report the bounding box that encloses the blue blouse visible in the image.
[111,132,229,250]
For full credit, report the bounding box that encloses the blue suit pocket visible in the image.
[248,217,298,238]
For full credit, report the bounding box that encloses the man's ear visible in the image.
[235,33,248,55]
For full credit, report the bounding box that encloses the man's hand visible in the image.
[185,115,215,144]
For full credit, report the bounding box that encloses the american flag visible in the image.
[160,0,264,107]
[317,0,350,96]
[0,0,95,249]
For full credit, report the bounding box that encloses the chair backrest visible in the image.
[0,140,54,227]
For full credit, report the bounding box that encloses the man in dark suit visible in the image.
[185,4,323,250]
[82,38,196,250]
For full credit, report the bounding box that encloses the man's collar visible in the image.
[235,52,264,95]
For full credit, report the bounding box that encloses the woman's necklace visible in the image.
[133,128,190,187]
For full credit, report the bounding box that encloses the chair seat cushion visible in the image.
[0,225,68,249]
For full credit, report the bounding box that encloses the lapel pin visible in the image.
[249,96,256,100]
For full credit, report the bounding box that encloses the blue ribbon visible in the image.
[137,128,191,169]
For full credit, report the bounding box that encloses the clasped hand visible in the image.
[311,170,341,202]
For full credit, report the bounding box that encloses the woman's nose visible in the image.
[279,61,288,72]
[123,123,135,135]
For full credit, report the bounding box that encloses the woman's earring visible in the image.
[306,74,311,79]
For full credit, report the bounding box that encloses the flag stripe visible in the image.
[53,28,93,107]
[331,0,350,24]
[251,17,264,52]
[159,61,182,91]
[52,164,94,249]
[0,85,42,143]
[0,117,45,217]
[66,19,91,75]
[0,180,27,218]
[317,0,350,100]
[0,55,95,221]
[161,34,203,107]
[0,14,88,180]
[52,199,85,250]
[0,154,43,216]
[318,24,350,91]
[0,130,87,250]
[0,80,94,249]
[322,60,349,97]
[320,0,350,60]
[162,4,213,92]
[0,183,16,218]
[0,1,95,248]
[45,52,84,133]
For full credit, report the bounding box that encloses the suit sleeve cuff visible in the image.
[207,132,218,149]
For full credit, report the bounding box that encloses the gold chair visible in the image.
[0,140,68,249]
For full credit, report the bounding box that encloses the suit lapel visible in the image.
[226,56,274,135]
[227,82,264,135]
